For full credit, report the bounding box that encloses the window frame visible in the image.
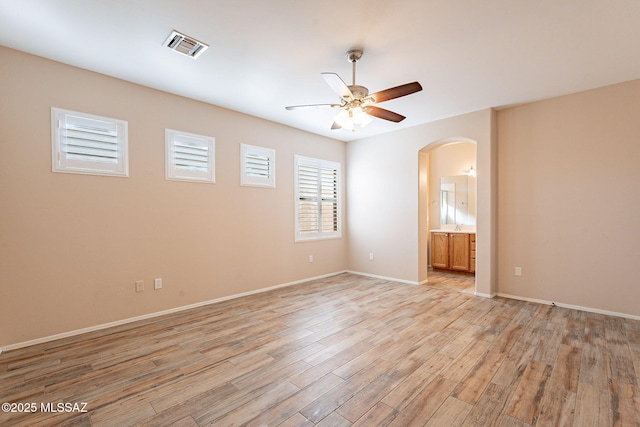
[51,107,129,177]
[240,143,276,188]
[294,155,342,242]
[165,129,215,183]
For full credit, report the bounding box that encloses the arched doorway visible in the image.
[419,138,478,293]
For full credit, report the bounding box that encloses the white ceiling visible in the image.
[2,0,640,142]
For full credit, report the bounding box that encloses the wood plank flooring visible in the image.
[1,272,639,426]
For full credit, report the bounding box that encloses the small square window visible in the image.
[165,129,215,183]
[51,107,128,177]
[240,143,275,188]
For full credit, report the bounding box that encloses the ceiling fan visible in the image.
[286,49,422,131]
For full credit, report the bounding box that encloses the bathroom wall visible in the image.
[427,142,477,230]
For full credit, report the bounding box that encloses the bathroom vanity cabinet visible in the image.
[430,231,476,274]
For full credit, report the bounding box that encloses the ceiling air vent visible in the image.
[163,30,208,59]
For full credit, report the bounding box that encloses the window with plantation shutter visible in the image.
[294,155,341,241]
[240,144,275,188]
[51,108,128,176]
[165,129,215,183]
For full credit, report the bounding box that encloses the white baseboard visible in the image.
[346,270,420,285]
[474,292,495,298]
[1,271,348,353]
[496,292,640,321]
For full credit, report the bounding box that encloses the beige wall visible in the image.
[497,79,640,316]
[0,47,347,347]
[346,109,495,292]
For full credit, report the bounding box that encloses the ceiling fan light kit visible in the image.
[286,48,423,132]
[332,106,373,131]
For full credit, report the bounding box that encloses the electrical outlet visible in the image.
[135,280,144,292]
[309,255,314,263]
[154,278,162,290]
[369,252,374,260]
[515,267,522,276]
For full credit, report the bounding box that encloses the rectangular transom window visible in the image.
[51,107,129,176]
[240,143,275,188]
[294,155,341,241]
[165,129,215,183]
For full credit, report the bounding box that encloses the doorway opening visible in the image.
[419,138,477,294]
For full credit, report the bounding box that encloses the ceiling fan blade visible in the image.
[321,72,353,100]
[369,82,422,103]
[285,103,340,110]
[364,106,406,123]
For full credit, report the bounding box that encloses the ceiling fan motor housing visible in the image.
[345,49,363,63]
[348,85,369,99]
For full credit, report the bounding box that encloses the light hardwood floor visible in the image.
[1,272,639,426]
[424,269,476,295]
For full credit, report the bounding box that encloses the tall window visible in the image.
[51,107,128,177]
[294,155,341,241]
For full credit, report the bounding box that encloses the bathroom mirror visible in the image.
[440,175,475,225]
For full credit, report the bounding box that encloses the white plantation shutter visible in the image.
[246,153,269,177]
[165,129,215,182]
[298,162,320,234]
[173,138,209,171]
[240,144,275,188]
[320,166,339,232]
[295,155,341,241]
[52,108,128,176]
